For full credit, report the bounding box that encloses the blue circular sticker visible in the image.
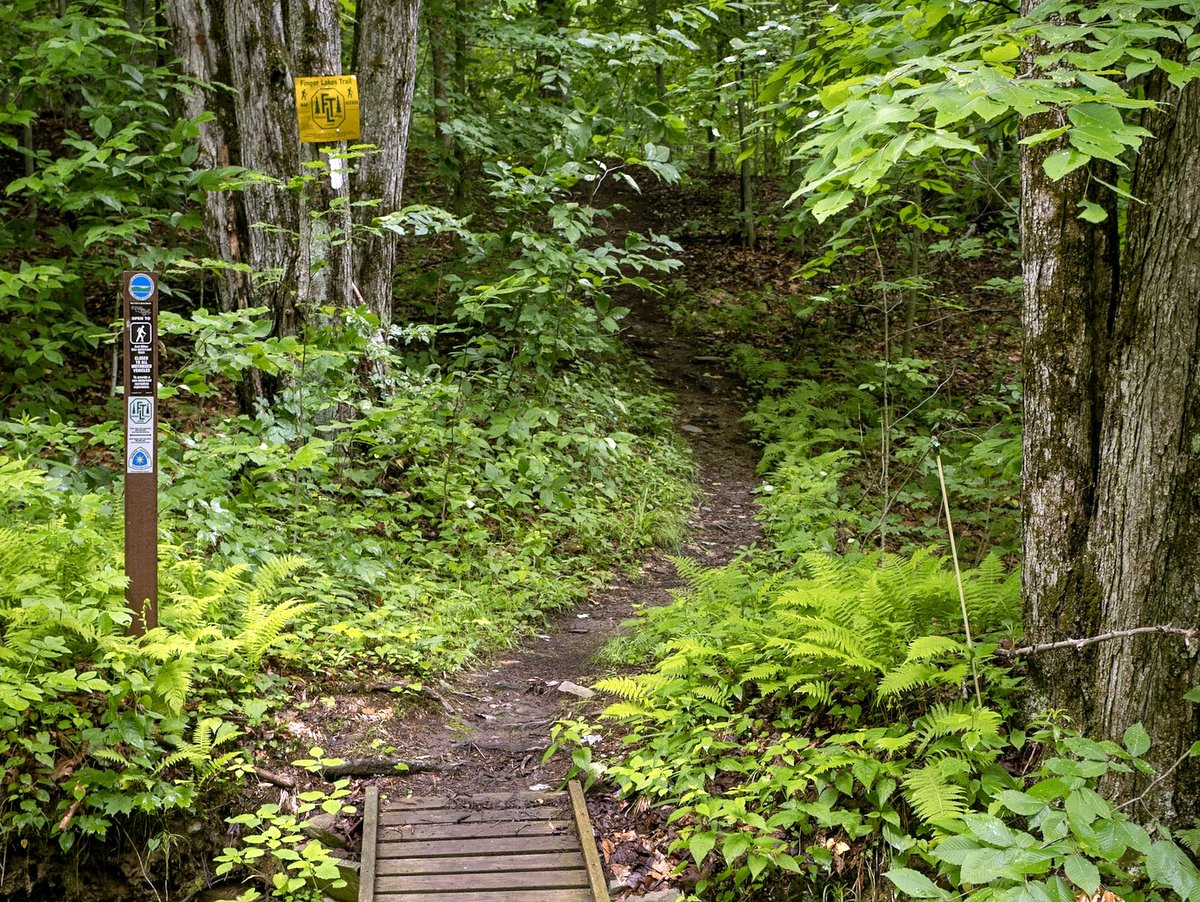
[129,273,155,301]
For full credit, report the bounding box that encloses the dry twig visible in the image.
[997,625,1197,658]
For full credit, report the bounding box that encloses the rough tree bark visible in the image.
[172,0,422,398]
[352,0,422,328]
[1086,67,1200,821]
[1021,13,1200,821]
[288,0,352,320]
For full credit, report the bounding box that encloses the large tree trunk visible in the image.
[1085,68,1200,822]
[289,0,352,318]
[351,0,422,329]
[1019,121,1117,723]
[1020,22,1200,821]
[173,0,423,398]
[168,0,297,409]
[224,1,301,335]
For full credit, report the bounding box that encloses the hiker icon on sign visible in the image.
[131,323,151,346]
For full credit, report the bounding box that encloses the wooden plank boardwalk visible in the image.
[359,782,610,902]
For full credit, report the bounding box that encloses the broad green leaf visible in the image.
[1077,200,1108,223]
[1147,840,1200,900]
[885,867,947,899]
[688,831,716,865]
[1123,722,1151,757]
[982,42,1021,63]
[1064,855,1101,895]
[964,812,1018,846]
[1021,126,1069,148]
[722,832,751,864]
[997,789,1046,816]
[1043,148,1089,181]
[811,190,855,223]
[747,853,771,880]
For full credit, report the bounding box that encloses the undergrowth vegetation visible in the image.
[0,9,693,885]
[0,231,691,875]
[550,289,1200,900]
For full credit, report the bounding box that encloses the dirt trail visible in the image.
[310,185,764,897]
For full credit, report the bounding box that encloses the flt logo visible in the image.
[311,90,345,129]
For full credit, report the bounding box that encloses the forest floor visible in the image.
[238,182,769,902]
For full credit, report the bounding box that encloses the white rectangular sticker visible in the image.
[127,397,155,473]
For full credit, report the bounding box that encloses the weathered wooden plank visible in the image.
[359,786,379,902]
[376,870,591,893]
[387,791,567,809]
[380,807,565,826]
[378,834,582,859]
[374,890,593,902]
[568,781,610,902]
[380,819,573,841]
[378,851,586,876]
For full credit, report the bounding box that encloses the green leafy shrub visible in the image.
[0,455,314,850]
[0,1,206,409]
[591,548,1020,899]
[886,713,1200,902]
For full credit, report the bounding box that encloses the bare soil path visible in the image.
[313,183,765,899]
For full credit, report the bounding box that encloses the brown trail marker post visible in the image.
[123,271,158,635]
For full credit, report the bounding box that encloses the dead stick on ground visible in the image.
[997,625,1197,658]
[255,766,297,789]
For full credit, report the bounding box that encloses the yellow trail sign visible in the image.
[295,75,361,143]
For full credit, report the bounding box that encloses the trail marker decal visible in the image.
[295,75,361,143]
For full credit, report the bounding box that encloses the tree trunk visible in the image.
[1020,13,1199,821]
[351,0,422,329]
[224,1,302,344]
[168,0,275,409]
[452,0,469,212]
[430,9,452,150]
[1085,68,1200,822]
[289,0,352,317]
[736,9,755,250]
[646,0,664,102]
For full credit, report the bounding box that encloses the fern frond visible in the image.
[915,702,1003,747]
[903,635,964,663]
[238,598,316,668]
[877,662,940,699]
[594,674,670,701]
[904,762,967,826]
[153,657,193,716]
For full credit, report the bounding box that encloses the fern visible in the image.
[594,673,671,702]
[157,717,242,781]
[904,761,968,826]
[915,701,1004,748]
[153,657,194,716]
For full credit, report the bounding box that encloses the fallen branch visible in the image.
[254,766,297,789]
[997,625,1197,658]
[318,757,465,779]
